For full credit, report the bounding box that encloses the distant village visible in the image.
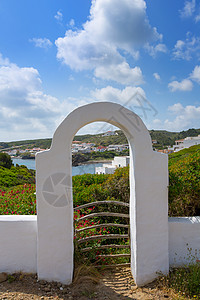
[2,131,200,158]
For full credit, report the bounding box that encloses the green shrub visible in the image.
[168,150,200,216]
[0,165,35,188]
[0,153,13,169]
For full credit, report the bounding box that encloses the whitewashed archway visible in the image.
[36,102,169,286]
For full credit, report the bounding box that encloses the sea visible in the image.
[12,158,103,176]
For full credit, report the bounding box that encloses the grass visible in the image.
[158,262,200,299]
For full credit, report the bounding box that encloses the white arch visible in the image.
[36,102,169,286]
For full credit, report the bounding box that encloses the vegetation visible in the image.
[160,262,200,299]
[0,153,13,169]
[1,127,200,150]
[150,128,200,147]
[0,165,35,188]
[0,144,199,217]
[0,144,200,297]
[0,184,36,215]
[168,144,200,216]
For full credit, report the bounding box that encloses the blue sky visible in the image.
[0,0,200,141]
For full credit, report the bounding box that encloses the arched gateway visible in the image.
[36,102,169,286]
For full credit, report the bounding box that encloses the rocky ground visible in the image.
[0,267,178,300]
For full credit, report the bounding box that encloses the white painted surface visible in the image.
[1,215,200,282]
[36,102,169,286]
[0,215,37,273]
[169,217,200,266]
[111,156,130,168]
[95,165,116,174]
[95,156,130,174]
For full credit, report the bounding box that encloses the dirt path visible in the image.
[0,267,177,300]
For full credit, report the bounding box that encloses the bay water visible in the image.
[12,158,102,176]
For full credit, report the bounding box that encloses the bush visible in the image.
[168,150,200,216]
[0,153,13,169]
[0,165,35,188]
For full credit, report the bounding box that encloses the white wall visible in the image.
[169,217,200,266]
[0,215,37,273]
[0,215,200,283]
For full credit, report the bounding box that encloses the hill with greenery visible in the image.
[1,128,200,150]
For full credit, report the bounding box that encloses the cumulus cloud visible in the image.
[94,63,144,85]
[180,0,196,18]
[55,0,161,85]
[30,38,52,49]
[153,73,160,80]
[91,85,157,120]
[190,65,200,84]
[91,86,146,103]
[145,43,167,57]
[164,103,200,131]
[168,79,193,92]
[0,53,76,140]
[172,33,200,60]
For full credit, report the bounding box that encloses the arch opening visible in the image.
[71,122,131,268]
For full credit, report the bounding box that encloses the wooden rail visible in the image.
[75,212,129,222]
[75,223,129,233]
[98,254,130,258]
[95,263,130,268]
[74,200,129,211]
[77,234,129,244]
[81,244,130,252]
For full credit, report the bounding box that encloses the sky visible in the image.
[0,0,200,142]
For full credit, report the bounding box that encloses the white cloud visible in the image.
[55,0,161,85]
[84,0,160,49]
[91,85,158,121]
[55,10,63,22]
[168,79,193,92]
[180,0,196,18]
[145,43,167,57]
[190,65,200,84]
[153,73,160,80]
[0,53,76,141]
[30,38,52,49]
[95,63,144,85]
[164,103,200,131]
[91,86,146,103]
[0,53,10,66]
[172,33,200,60]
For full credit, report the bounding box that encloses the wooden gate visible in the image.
[74,200,130,267]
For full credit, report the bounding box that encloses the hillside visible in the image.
[0,128,200,150]
[168,144,200,216]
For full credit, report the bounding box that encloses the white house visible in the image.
[95,156,130,174]
[169,134,200,152]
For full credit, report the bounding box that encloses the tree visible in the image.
[0,153,13,169]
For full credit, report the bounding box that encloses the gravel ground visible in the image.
[0,267,178,300]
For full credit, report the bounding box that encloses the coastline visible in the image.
[12,157,112,167]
